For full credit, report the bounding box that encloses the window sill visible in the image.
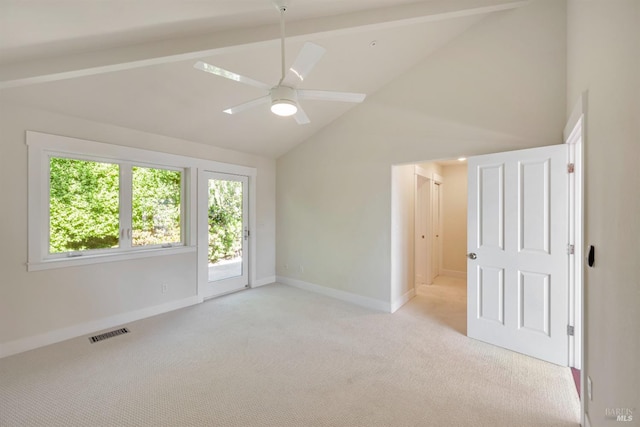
[27,245,197,272]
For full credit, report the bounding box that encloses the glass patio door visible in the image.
[199,171,249,298]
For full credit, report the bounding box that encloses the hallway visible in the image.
[416,275,467,334]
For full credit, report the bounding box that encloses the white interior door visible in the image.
[199,171,249,299]
[467,144,569,365]
[415,174,431,286]
[431,181,441,281]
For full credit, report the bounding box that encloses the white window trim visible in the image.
[26,131,257,272]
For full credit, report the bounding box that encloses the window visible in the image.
[28,131,195,270]
[48,157,183,257]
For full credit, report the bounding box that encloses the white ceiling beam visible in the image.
[0,0,528,89]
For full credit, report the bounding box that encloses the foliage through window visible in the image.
[48,156,183,256]
[208,180,243,264]
[132,167,182,247]
[49,158,120,253]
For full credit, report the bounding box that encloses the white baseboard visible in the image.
[391,288,416,313]
[0,296,200,359]
[441,269,467,279]
[252,276,276,288]
[276,276,390,312]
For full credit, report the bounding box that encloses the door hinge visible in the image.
[567,163,575,173]
[567,244,575,255]
[567,325,575,336]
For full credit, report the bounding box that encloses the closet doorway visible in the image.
[414,165,444,288]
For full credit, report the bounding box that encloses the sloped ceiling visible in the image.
[0,0,528,158]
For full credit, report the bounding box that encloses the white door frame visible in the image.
[564,94,585,372]
[197,166,257,301]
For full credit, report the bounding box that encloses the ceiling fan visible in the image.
[193,0,366,125]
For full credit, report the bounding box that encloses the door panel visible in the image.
[518,271,550,334]
[519,159,551,253]
[468,144,568,365]
[478,266,504,324]
[478,164,504,250]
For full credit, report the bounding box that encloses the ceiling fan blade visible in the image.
[294,107,310,125]
[194,61,271,91]
[223,95,270,115]
[298,89,366,103]
[282,42,327,87]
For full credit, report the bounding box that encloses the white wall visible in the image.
[566,1,639,424]
[441,164,468,276]
[391,164,415,310]
[417,162,442,178]
[0,103,276,354]
[277,0,566,306]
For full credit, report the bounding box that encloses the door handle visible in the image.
[467,252,477,260]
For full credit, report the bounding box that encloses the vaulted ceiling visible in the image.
[0,0,528,158]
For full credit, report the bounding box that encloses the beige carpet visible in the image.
[0,277,580,426]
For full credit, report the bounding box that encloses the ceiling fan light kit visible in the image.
[270,86,298,116]
[193,0,366,124]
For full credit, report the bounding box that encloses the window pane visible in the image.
[208,178,244,282]
[132,167,182,247]
[49,157,120,253]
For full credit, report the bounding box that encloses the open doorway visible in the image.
[410,159,469,337]
[413,159,467,295]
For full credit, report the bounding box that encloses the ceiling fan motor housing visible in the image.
[271,85,298,109]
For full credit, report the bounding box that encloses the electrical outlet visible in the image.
[162,284,168,294]
[587,376,592,401]
[284,264,289,270]
[299,265,304,273]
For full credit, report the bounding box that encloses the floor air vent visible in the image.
[89,328,129,343]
